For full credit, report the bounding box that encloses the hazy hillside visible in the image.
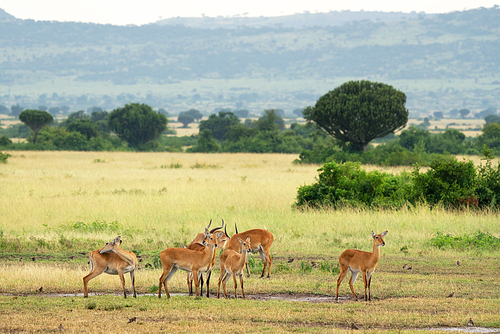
[155,11,433,29]
[0,8,17,22]
[0,7,499,116]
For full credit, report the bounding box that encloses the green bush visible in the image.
[295,153,500,210]
[0,151,11,163]
[475,146,500,208]
[410,156,477,207]
[295,161,412,209]
[429,231,500,251]
[0,136,12,147]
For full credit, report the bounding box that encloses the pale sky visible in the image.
[0,0,498,26]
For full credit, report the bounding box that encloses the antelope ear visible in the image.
[381,231,388,237]
[113,236,121,244]
[237,236,244,243]
[371,231,376,238]
[246,236,250,242]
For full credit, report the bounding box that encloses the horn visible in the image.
[209,219,224,233]
[205,219,212,230]
[235,223,239,234]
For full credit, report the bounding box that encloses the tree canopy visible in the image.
[303,80,408,152]
[108,103,167,148]
[256,109,285,132]
[199,111,240,141]
[187,129,220,152]
[67,119,98,140]
[177,113,195,128]
[180,109,203,122]
[18,109,54,144]
[11,104,23,117]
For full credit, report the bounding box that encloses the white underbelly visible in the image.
[104,265,135,275]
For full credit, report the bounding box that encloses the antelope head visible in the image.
[99,236,122,254]
[237,236,252,253]
[371,231,388,247]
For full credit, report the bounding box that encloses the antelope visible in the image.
[83,236,138,298]
[186,220,230,297]
[158,224,221,299]
[217,236,252,299]
[335,231,388,302]
[225,224,274,278]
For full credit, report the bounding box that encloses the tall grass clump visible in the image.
[429,231,500,251]
[62,220,123,233]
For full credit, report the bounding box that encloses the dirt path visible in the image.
[0,291,341,302]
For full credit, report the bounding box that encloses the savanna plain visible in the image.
[0,151,499,333]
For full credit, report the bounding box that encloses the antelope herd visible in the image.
[83,221,387,301]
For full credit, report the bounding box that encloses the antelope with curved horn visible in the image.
[158,223,221,298]
[335,231,388,301]
[83,236,138,298]
[225,223,273,278]
[186,219,229,297]
[217,236,252,299]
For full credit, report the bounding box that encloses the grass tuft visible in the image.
[429,231,500,251]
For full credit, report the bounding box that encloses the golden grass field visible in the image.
[0,151,500,333]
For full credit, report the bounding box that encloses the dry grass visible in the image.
[0,295,498,333]
[168,117,201,136]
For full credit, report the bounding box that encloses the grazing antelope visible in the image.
[158,225,221,299]
[335,231,388,301]
[186,220,229,297]
[83,236,138,298]
[226,224,274,278]
[217,236,252,299]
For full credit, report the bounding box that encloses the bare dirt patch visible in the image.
[0,291,345,303]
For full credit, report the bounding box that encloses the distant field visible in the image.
[404,118,485,137]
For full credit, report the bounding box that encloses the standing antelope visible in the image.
[217,236,252,299]
[186,220,229,297]
[335,231,388,302]
[158,226,221,298]
[83,236,138,298]
[225,224,274,278]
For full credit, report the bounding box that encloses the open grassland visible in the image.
[1,151,500,332]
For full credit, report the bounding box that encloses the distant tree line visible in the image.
[2,80,500,164]
[0,103,168,152]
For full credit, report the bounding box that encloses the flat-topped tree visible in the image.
[304,80,408,152]
[18,109,53,144]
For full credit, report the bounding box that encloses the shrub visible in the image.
[0,136,12,146]
[0,151,11,163]
[296,153,500,210]
[410,156,477,207]
[475,146,500,208]
[295,161,412,209]
[429,231,500,251]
